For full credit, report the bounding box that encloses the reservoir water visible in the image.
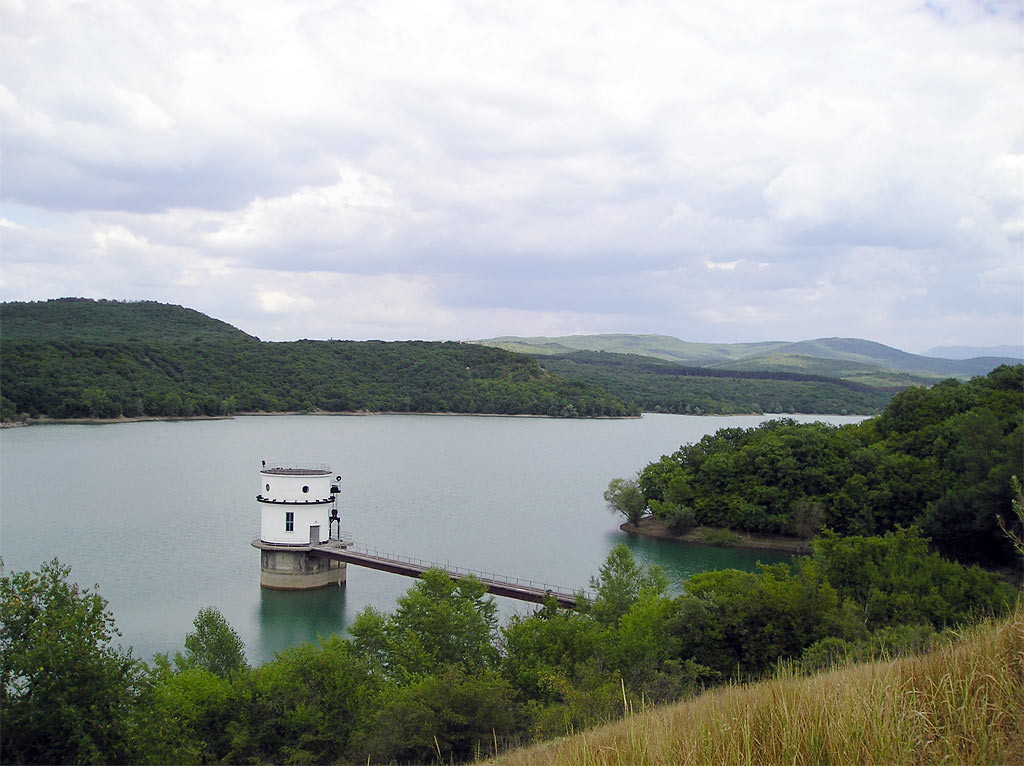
[0,413,863,665]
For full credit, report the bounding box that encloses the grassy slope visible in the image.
[489,603,1023,766]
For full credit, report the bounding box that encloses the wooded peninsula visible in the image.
[623,364,1023,570]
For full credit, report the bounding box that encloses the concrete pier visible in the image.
[252,538,349,589]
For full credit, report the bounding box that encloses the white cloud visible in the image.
[0,0,1021,350]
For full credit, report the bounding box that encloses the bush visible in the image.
[697,528,741,546]
[666,505,697,535]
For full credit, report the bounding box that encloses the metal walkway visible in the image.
[309,540,592,608]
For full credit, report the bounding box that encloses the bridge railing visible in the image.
[341,540,594,602]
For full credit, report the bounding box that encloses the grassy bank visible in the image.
[489,601,1023,765]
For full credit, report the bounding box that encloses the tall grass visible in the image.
[488,602,1023,765]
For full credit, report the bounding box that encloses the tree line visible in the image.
[2,529,1016,764]
[0,339,639,421]
[536,350,896,415]
[631,365,1023,568]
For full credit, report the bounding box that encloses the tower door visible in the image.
[309,525,320,545]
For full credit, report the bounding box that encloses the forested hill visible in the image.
[2,298,257,342]
[0,299,638,420]
[637,364,1024,568]
[536,351,895,415]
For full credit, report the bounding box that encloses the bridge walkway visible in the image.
[309,539,592,608]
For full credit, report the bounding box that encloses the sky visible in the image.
[1,0,1022,353]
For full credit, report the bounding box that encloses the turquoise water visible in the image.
[0,413,862,665]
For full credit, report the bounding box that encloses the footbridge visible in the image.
[309,539,592,608]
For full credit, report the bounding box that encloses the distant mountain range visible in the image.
[475,334,1020,384]
[923,344,1024,361]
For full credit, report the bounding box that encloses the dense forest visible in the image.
[536,350,896,415]
[1,297,257,343]
[0,300,638,420]
[2,531,1016,764]
[633,365,1023,568]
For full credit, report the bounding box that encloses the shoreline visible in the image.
[1,409,643,427]
[620,516,812,554]
[0,410,876,428]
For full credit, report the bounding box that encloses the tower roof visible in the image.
[261,467,331,476]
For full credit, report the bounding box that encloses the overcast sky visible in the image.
[1,0,1022,352]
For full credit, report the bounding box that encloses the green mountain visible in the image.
[1,298,257,342]
[752,337,1013,378]
[535,351,893,415]
[925,344,1024,360]
[0,299,636,421]
[477,334,1017,381]
[704,354,937,388]
[480,334,787,363]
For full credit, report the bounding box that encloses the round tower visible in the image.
[251,462,347,589]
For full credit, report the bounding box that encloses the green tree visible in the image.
[604,477,648,526]
[137,663,234,764]
[1,394,20,421]
[589,543,667,627]
[352,668,515,764]
[176,606,248,678]
[997,476,1024,557]
[225,637,377,765]
[0,558,144,764]
[349,569,498,681]
[789,498,825,540]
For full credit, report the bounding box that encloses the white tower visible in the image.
[252,462,347,589]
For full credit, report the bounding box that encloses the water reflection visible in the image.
[618,531,792,592]
[256,586,349,659]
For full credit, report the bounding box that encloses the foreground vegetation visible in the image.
[492,601,1024,766]
[2,527,1016,764]
[627,365,1023,568]
[0,300,638,420]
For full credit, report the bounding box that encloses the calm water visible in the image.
[0,413,862,665]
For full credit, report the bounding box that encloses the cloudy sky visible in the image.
[2,0,1022,352]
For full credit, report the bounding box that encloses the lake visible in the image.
[0,412,864,665]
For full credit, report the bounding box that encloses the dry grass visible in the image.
[487,603,1024,765]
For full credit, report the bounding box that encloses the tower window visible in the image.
[302,485,310,493]
[266,483,270,492]
[285,512,294,532]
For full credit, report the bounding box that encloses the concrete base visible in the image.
[255,542,347,590]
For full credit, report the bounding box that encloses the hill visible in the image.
[703,353,940,388]
[637,364,1024,567]
[925,343,1024,360]
[490,604,1023,766]
[0,300,637,421]
[535,350,893,415]
[480,333,787,364]
[476,334,1019,381]
[1,297,257,342]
